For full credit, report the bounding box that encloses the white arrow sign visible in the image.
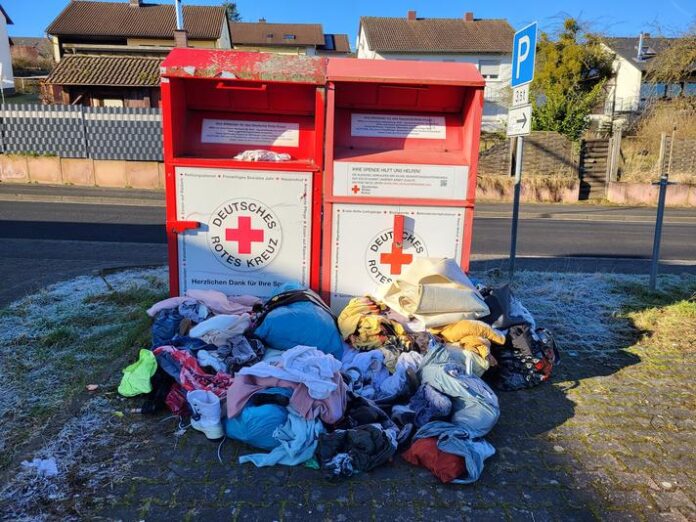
[506,104,532,137]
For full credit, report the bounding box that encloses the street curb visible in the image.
[474,212,696,224]
[0,193,165,207]
[0,191,695,224]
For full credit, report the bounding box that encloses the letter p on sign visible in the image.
[511,22,537,88]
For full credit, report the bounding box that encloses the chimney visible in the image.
[129,0,142,6]
[174,29,188,48]
[637,32,644,61]
[464,12,474,21]
[174,0,184,30]
[407,10,416,20]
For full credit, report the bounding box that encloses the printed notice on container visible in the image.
[351,114,446,140]
[334,161,468,199]
[201,119,300,147]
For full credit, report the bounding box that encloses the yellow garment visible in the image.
[337,297,383,340]
[430,320,505,360]
[351,315,411,349]
[338,297,415,366]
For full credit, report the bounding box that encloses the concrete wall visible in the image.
[218,18,232,49]
[0,153,586,206]
[476,175,580,203]
[607,181,696,207]
[0,155,164,190]
[0,9,14,94]
[356,26,511,131]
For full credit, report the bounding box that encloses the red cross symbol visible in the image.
[379,214,413,275]
[380,245,413,275]
[351,184,360,194]
[225,216,264,254]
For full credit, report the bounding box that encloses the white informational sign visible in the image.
[201,119,300,147]
[511,84,529,108]
[333,162,468,199]
[351,114,446,140]
[330,203,466,311]
[175,166,312,297]
[506,104,532,137]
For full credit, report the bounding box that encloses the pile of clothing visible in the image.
[119,258,559,484]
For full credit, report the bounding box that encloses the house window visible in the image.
[479,59,500,80]
[266,33,274,38]
[103,98,124,108]
[283,34,296,40]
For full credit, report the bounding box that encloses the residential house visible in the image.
[44,0,231,108]
[0,4,14,94]
[356,11,514,130]
[602,35,696,116]
[230,20,351,56]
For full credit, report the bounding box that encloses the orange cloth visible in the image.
[402,437,467,483]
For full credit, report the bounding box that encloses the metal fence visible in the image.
[0,104,163,161]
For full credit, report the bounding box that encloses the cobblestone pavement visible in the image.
[3,272,694,521]
[95,336,695,520]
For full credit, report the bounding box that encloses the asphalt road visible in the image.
[1,198,695,306]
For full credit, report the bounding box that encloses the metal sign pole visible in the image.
[509,135,524,280]
[507,22,536,282]
[649,132,671,290]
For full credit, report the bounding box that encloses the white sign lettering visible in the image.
[511,84,529,108]
[201,119,300,147]
[351,114,446,140]
[334,162,468,199]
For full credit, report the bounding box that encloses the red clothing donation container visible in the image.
[321,58,485,310]
[160,49,327,298]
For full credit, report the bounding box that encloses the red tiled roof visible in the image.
[330,34,351,53]
[47,1,225,40]
[360,16,514,54]
[230,22,325,46]
[45,54,162,86]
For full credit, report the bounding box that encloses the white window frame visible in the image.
[478,59,501,80]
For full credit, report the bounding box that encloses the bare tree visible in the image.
[645,24,696,88]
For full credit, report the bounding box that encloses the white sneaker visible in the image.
[186,390,224,440]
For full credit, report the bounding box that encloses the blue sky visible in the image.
[4,0,695,45]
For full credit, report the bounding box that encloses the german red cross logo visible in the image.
[226,216,265,255]
[208,198,282,272]
[365,221,427,286]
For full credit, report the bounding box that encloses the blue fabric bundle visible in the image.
[408,384,452,427]
[224,388,292,450]
[419,343,500,438]
[253,282,344,358]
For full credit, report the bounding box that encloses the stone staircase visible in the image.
[579,139,609,200]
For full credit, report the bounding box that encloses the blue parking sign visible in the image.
[511,22,537,87]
